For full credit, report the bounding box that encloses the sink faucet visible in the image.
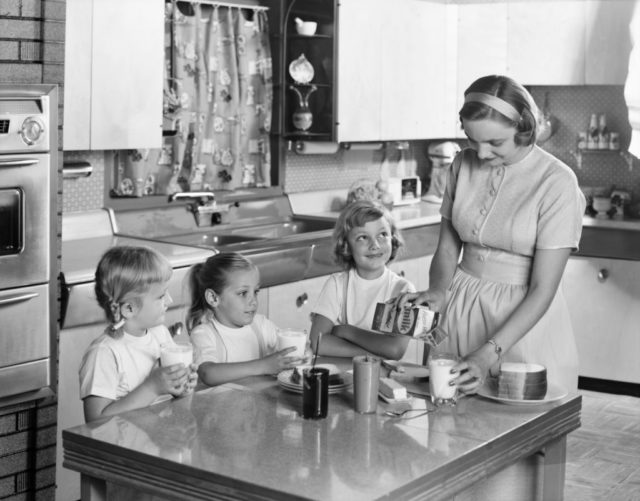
[168,191,232,226]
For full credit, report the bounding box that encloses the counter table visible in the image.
[63,359,581,501]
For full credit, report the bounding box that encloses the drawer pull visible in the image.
[296,292,308,308]
[597,269,609,282]
[0,292,39,306]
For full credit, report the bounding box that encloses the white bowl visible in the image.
[296,22,317,36]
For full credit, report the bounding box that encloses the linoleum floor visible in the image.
[564,390,640,501]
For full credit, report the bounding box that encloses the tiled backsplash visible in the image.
[62,151,107,213]
[63,86,640,213]
[529,85,640,196]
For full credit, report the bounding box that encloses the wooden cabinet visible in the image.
[280,0,455,142]
[267,275,327,331]
[562,256,640,384]
[338,0,454,141]
[507,1,586,85]
[63,0,164,150]
[585,0,636,84]
[454,0,635,91]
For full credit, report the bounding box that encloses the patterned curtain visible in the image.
[164,1,273,192]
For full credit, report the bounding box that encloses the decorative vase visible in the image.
[288,53,314,84]
[289,84,318,131]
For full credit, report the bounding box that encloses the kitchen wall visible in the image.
[0,1,64,499]
[284,86,640,202]
[64,80,640,211]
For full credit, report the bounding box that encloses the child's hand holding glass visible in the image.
[262,346,304,375]
[151,364,193,397]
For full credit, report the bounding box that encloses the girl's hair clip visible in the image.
[111,319,125,331]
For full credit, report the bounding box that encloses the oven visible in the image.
[0,85,57,403]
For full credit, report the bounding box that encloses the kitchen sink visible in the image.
[227,218,335,239]
[154,217,335,250]
[161,233,265,248]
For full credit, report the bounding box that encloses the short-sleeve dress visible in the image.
[439,146,586,391]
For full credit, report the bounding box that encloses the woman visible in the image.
[397,75,585,395]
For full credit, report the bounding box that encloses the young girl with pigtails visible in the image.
[79,245,197,423]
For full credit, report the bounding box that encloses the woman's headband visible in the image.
[464,92,521,122]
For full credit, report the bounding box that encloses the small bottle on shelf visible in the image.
[587,113,599,150]
[577,132,587,150]
[597,114,609,150]
[609,132,620,150]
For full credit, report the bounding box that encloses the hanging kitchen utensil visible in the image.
[537,92,559,144]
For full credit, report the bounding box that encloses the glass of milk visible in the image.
[276,328,308,359]
[160,343,193,368]
[428,352,458,406]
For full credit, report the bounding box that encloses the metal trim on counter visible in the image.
[63,160,93,179]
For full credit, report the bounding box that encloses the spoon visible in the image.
[384,408,433,419]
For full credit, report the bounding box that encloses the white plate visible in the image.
[277,365,352,394]
[477,379,568,405]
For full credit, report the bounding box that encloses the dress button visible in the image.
[490,189,496,196]
[472,229,478,235]
[479,256,485,262]
[480,208,487,215]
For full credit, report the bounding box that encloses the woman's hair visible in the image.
[94,246,172,334]
[459,75,539,146]
[332,200,403,269]
[186,252,256,331]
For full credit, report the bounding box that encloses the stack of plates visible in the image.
[478,378,567,405]
[277,364,353,394]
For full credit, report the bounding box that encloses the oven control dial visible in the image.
[19,116,45,145]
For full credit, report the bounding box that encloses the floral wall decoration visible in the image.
[112,1,273,198]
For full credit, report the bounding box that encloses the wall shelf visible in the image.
[569,149,635,171]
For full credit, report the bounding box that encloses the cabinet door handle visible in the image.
[296,292,309,308]
[597,269,609,282]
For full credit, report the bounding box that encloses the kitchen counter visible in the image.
[63,358,581,501]
[295,200,443,230]
[577,219,640,261]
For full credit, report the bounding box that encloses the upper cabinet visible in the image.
[64,0,164,151]
[507,1,586,85]
[276,0,636,142]
[338,0,455,141]
[585,0,636,84]
[279,0,456,142]
[455,0,635,90]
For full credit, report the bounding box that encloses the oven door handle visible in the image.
[0,158,39,167]
[0,292,39,306]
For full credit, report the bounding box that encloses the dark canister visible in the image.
[302,367,329,419]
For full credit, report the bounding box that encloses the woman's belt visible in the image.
[459,243,532,285]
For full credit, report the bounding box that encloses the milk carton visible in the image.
[371,303,445,347]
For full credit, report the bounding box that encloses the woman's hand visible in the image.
[391,288,446,313]
[452,350,493,395]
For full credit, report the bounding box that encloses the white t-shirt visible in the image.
[79,325,174,401]
[191,313,279,365]
[312,268,415,329]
